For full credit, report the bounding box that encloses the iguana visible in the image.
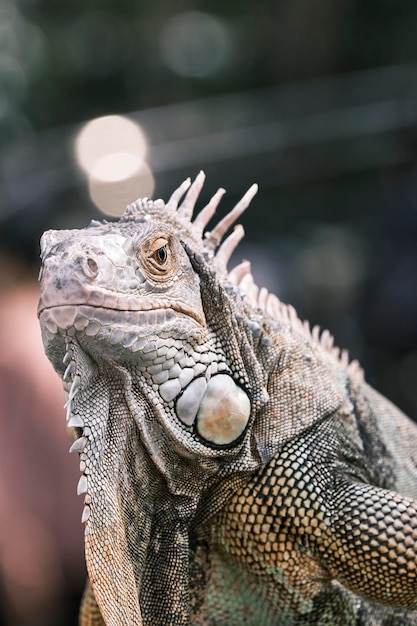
[37,172,417,625]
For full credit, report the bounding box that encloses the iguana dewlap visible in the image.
[38,172,417,625]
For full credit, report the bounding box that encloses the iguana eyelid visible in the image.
[141,235,178,280]
[149,236,169,253]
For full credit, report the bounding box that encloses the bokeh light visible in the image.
[88,157,154,217]
[74,115,152,216]
[159,11,232,78]
[75,115,147,173]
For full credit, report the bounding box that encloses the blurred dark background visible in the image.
[1,1,417,624]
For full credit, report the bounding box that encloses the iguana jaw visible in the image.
[38,300,206,336]
[38,299,205,325]
[39,301,206,372]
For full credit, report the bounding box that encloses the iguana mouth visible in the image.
[38,301,206,333]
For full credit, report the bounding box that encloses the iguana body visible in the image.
[38,172,417,625]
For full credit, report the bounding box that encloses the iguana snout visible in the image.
[38,228,159,310]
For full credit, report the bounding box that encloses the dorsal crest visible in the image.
[120,197,165,221]
[120,171,363,381]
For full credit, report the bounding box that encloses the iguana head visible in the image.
[38,195,208,366]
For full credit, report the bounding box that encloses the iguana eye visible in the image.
[154,245,168,265]
[145,236,173,278]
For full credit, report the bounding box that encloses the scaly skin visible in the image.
[38,173,417,625]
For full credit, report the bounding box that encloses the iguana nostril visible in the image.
[87,258,98,273]
[81,256,99,278]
